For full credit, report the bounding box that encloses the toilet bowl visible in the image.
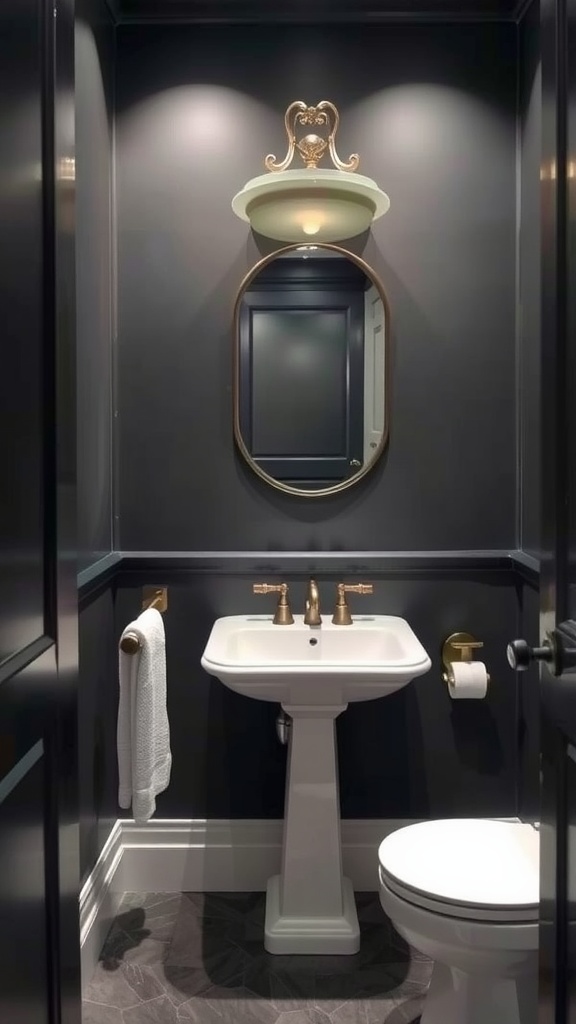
[378,819,539,1024]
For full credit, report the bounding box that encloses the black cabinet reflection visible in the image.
[234,245,388,497]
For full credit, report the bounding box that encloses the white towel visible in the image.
[117,608,172,824]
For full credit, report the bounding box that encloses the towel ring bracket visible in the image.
[120,587,168,654]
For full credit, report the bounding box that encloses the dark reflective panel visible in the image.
[566,749,576,1020]
[569,0,576,624]
[0,747,50,1024]
[540,0,576,1015]
[562,0,576,1014]
[0,0,46,660]
[234,244,389,497]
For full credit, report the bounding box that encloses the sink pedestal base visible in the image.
[264,703,360,955]
[265,874,359,954]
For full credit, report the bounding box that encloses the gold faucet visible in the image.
[304,578,322,626]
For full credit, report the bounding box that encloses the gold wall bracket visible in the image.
[142,586,168,613]
[265,100,360,172]
[253,582,294,625]
[120,587,168,654]
[441,631,488,686]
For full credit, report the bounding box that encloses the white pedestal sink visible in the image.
[201,614,431,954]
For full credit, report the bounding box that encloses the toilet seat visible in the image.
[378,819,539,924]
[379,867,537,922]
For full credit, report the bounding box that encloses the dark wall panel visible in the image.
[76,0,115,574]
[519,0,541,558]
[114,572,519,819]
[115,23,517,552]
[518,581,540,820]
[0,750,50,1024]
[79,587,119,882]
[0,0,46,660]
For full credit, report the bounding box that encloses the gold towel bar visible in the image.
[120,587,168,655]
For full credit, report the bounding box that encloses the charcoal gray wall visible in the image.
[115,570,520,819]
[76,0,118,881]
[76,0,115,574]
[115,22,517,552]
[77,21,534,872]
[519,0,542,559]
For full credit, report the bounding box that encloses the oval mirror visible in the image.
[233,243,389,497]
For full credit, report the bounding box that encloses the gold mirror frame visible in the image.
[233,243,390,498]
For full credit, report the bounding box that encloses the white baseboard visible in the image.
[79,820,124,992]
[115,817,410,894]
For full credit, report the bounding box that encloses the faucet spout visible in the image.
[304,578,322,626]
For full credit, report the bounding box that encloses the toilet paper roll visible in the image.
[448,661,488,699]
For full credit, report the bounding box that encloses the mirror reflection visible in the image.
[233,244,389,497]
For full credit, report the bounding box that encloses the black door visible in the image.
[0,0,80,1022]
[508,0,576,1017]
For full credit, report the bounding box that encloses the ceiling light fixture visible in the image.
[232,100,390,244]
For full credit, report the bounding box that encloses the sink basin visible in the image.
[201,611,431,956]
[201,614,431,705]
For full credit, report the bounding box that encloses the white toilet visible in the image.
[378,819,539,1024]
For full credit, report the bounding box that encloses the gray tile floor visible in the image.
[83,892,432,1024]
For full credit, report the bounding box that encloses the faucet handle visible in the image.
[332,582,374,625]
[253,582,294,625]
[253,583,281,594]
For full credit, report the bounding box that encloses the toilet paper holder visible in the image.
[441,632,490,686]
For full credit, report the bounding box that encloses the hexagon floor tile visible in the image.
[83,891,431,1024]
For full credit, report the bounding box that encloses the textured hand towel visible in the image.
[117,607,172,824]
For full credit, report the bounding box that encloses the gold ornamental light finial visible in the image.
[265,101,360,173]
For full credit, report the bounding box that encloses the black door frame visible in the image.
[50,0,81,1018]
[0,0,80,1016]
[539,0,571,1017]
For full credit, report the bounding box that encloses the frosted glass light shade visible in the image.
[232,168,390,244]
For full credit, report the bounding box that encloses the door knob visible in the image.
[506,638,555,672]
[508,623,576,678]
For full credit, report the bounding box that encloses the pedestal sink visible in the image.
[201,614,431,954]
